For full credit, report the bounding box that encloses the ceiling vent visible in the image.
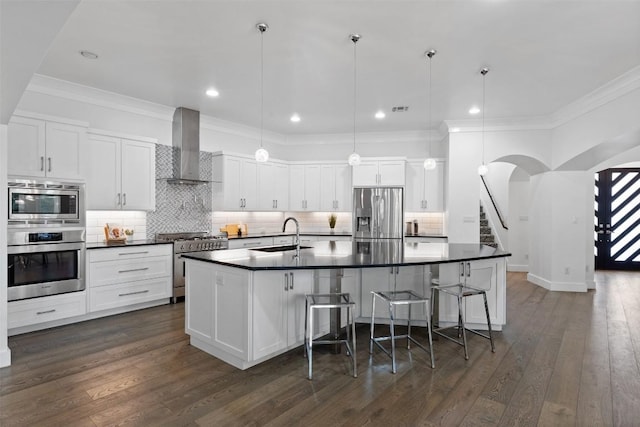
[391,106,409,112]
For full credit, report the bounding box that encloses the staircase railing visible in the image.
[480,176,508,230]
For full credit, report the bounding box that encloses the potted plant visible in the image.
[328,213,337,230]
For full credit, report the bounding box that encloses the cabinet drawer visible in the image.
[228,238,273,249]
[89,277,171,312]
[89,256,172,287]
[8,292,87,329]
[273,236,294,245]
[88,244,172,262]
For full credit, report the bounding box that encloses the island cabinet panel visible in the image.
[186,262,249,361]
[438,258,506,330]
[359,266,428,321]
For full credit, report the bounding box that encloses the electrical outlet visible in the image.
[564,267,570,275]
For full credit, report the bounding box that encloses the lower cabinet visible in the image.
[8,291,87,330]
[227,237,274,249]
[87,244,172,313]
[438,258,506,330]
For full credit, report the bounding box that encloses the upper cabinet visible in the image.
[289,164,321,211]
[352,159,405,187]
[257,162,289,211]
[213,154,258,211]
[86,133,156,211]
[405,160,445,212]
[8,115,86,180]
[320,164,352,211]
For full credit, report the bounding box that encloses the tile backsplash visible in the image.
[86,211,147,243]
[212,211,354,235]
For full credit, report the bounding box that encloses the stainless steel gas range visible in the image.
[156,232,228,302]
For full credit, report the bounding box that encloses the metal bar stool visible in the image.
[430,265,495,360]
[304,293,357,380]
[369,290,435,373]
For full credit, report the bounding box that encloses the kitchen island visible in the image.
[183,240,510,369]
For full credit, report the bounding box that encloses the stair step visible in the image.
[480,226,492,234]
[480,234,495,243]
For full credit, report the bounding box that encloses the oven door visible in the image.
[7,242,85,301]
[9,187,80,221]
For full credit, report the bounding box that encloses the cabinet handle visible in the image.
[117,193,121,206]
[459,262,465,277]
[243,242,255,247]
[118,251,149,256]
[466,262,471,277]
[289,272,294,290]
[118,267,149,273]
[118,290,150,297]
[123,193,127,206]
[284,273,289,291]
[275,200,278,209]
[37,309,56,315]
[48,157,52,172]
[40,156,44,171]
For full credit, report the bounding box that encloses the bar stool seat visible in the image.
[369,290,435,373]
[430,266,495,360]
[304,293,357,380]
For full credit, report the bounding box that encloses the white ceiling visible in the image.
[20,1,640,135]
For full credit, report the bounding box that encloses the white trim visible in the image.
[88,128,158,144]
[284,129,434,146]
[0,348,11,368]
[527,273,587,292]
[12,109,89,128]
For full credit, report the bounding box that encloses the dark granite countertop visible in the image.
[86,240,172,249]
[182,241,510,271]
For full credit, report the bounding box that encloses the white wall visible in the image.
[0,125,10,367]
[508,168,531,272]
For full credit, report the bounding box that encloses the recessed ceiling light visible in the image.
[290,113,301,123]
[80,50,98,59]
[375,110,386,119]
[469,106,480,115]
[206,88,219,97]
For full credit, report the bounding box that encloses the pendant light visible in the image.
[254,22,269,163]
[423,49,437,170]
[347,33,361,167]
[477,67,489,176]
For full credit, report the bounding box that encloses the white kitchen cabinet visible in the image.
[87,244,172,313]
[320,164,352,211]
[213,154,258,210]
[406,160,445,212]
[8,291,87,330]
[86,133,156,210]
[257,162,289,211]
[8,115,86,180]
[438,258,506,330]
[352,159,405,186]
[289,164,321,211]
[227,237,274,249]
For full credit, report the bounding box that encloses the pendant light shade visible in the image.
[477,67,489,176]
[424,49,437,170]
[347,33,361,166]
[255,22,269,163]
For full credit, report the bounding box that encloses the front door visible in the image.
[595,168,640,270]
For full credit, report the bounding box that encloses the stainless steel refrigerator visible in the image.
[352,187,404,240]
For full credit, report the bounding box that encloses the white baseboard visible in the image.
[0,347,11,368]
[527,273,587,292]
[507,264,528,272]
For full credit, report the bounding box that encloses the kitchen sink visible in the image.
[251,245,312,253]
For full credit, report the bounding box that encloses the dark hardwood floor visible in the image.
[2,271,640,426]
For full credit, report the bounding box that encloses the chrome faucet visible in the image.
[282,217,300,257]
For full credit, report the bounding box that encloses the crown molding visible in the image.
[284,129,439,146]
[551,64,640,127]
[444,115,552,133]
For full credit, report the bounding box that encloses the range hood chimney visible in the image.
[169,107,209,185]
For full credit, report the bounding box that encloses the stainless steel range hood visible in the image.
[168,107,209,185]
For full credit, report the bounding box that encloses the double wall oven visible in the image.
[7,179,86,302]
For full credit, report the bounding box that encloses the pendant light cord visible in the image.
[481,68,487,165]
[260,29,264,150]
[428,54,432,157]
[352,37,357,153]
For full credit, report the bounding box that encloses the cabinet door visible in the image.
[334,164,352,211]
[304,165,321,211]
[252,271,288,359]
[257,163,276,210]
[378,161,405,186]
[45,122,85,180]
[352,162,379,186]
[320,165,337,211]
[120,139,156,210]
[241,160,258,210]
[286,271,313,347]
[423,161,444,212]
[86,134,120,209]
[274,163,289,210]
[222,156,243,209]
[405,162,424,211]
[289,165,306,210]
[7,116,46,177]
